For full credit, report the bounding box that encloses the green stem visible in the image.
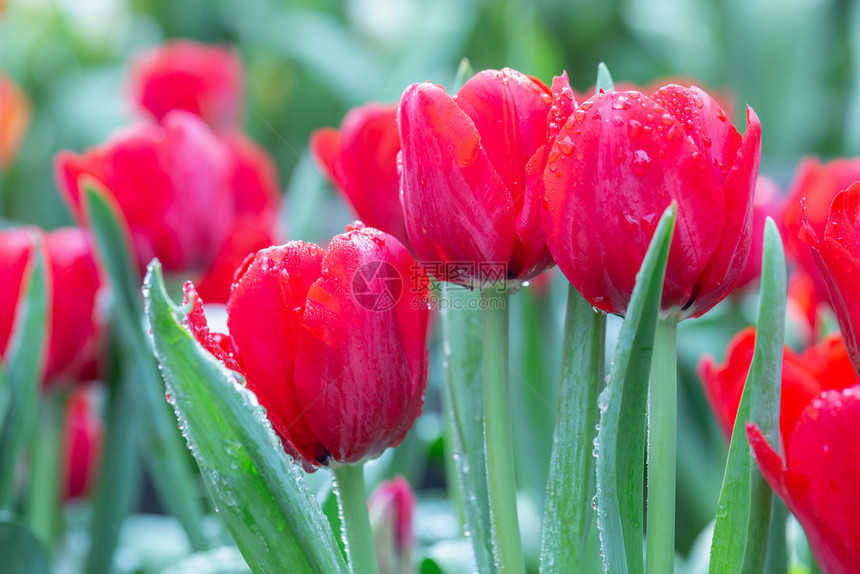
[646,317,678,574]
[481,287,524,573]
[333,463,379,574]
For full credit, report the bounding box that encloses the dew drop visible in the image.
[631,149,651,175]
[574,109,587,122]
[628,120,643,139]
[612,95,631,110]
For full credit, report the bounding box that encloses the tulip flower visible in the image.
[734,176,782,291]
[542,83,761,318]
[800,183,860,376]
[183,223,429,471]
[748,385,860,574]
[699,327,858,445]
[0,72,30,170]
[129,40,243,131]
[398,67,556,287]
[782,157,860,311]
[55,110,279,303]
[311,102,411,249]
[63,385,103,499]
[368,476,416,574]
[0,227,105,385]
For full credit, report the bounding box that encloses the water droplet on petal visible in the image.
[632,149,651,175]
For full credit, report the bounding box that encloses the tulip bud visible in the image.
[311,103,411,250]
[368,476,416,574]
[184,223,430,471]
[542,82,761,318]
[129,40,243,131]
[398,68,556,287]
[63,385,103,499]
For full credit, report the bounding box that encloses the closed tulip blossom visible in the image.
[0,227,105,385]
[63,385,104,499]
[748,386,860,574]
[368,476,416,574]
[801,183,860,375]
[55,110,279,303]
[542,83,761,318]
[183,223,429,471]
[398,68,557,287]
[129,40,242,131]
[311,103,411,249]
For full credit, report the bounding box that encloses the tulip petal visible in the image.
[398,82,515,284]
[0,228,36,358]
[690,107,761,317]
[227,242,328,469]
[295,226,427,463]
[543,90,724,315]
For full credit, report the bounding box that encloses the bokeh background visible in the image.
[0,0,846,571]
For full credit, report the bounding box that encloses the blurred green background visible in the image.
[2,0,858,233]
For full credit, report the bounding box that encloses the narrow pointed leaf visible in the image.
[596,203,677,574]
[596,62,615,92]
[144,262,348,574]
[540,286,606,573]
[709,219,786,573]
[0,521,49,574]
[0,240,47,509]
[84,183,208,551]
[440,283,495,573]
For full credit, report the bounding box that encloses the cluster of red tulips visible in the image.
[2,36,860,574]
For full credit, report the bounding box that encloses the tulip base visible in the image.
[481,287,525,573]
[333,463,380,574]
[645,317,678,574]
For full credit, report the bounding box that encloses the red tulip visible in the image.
[63,384,103,499]
[734,176,782,291]
[801,183,860,375]
[748,385,860,574]
[311,103,411,249]
[368,476,416,574]
[184,223,429,471]
[542,84,761,318]
[129,40,243,131]
[55,111,278,303]
[781,157,860,313]
[699,327,857,446]
[0,72,30,170]
[398,68,556,287]
[0,227,105,385]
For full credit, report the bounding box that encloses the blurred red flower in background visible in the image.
[129,40,243,131]
[0,72,30,170]
[542,84,761,318]
[398,68,556,287]
[55,111,278,303]
[0,227,105,385]
[311,102,411,250]
[368,476,416,574]
[184,223,429,472]
[63,385,103,499]
[699,327,858,445]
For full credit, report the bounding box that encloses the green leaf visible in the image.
[161,547,251,574]
[596,203,677,574]
[439,284,495,573]
[0,238,47,510]
[83,182,208,551]
[453,58,474,91]
[0,520,49,574]
[709,218,786,574]
[144,261,348,574]
[540,286,606,573]
[596,62,615,92]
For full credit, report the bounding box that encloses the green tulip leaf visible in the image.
[0,520,49,574]
[161,547,252,574]
[83,182,209,557]
[596,203,677,574]
[144,261,348,574]
[709,218,786,574]
[0,238,47,510]
[540,286,606,573]
[596,62,615,92]
[439,284,495,574]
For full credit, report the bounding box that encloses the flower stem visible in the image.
[333,463,380,574]
[481,287,524,573]
[646,317,678,574]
